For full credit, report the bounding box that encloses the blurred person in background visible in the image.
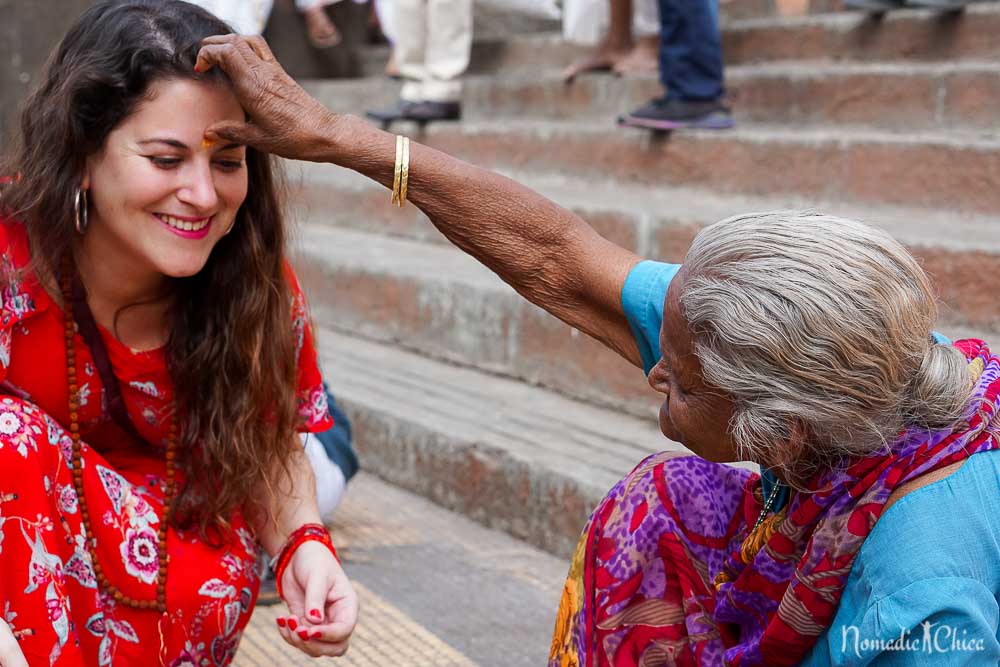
[191,0,354,48]
[366,0,473,125]
[617,0,732,130]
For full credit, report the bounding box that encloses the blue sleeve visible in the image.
[620,260,681,375]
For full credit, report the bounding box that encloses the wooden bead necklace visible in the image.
[60,259,176,613]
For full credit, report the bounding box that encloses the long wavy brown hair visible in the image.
[0,0,302,540]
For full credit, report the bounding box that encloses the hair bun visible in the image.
[902,341,973,430]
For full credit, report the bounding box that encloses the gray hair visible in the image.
[679,212,972,484]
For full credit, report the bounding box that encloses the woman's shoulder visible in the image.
[853,449,1000,590]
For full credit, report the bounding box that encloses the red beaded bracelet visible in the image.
[270,523,340,599]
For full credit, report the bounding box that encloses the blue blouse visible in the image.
[621,260,1000,665]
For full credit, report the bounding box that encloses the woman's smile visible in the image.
[153,212,214,239]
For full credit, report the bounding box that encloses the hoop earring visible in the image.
[74,188,89,235]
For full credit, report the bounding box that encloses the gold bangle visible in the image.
[392,134,403,206]
[398,137,410,208]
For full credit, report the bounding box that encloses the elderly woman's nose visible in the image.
[176,162,219,212]
[648,361,670,394]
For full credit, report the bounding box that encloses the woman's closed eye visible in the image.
[145,155,244,172]
[146,155,182,168]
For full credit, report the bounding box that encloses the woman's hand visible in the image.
[194,34,339,162]
[0,619,28,667]
[275,541,359,658]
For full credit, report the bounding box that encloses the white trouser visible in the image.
[374,0,397,43]
[302,433,348,521]
[395,0,473,103]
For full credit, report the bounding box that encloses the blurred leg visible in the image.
[562,0,634,82]
[297,0,344,48]
[423,0,473,102]
[658,0,723,101]
[395,0,430,102]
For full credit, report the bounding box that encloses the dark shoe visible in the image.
[406,100,462,123]
[365,100,419,128]
[843,0,904,11]
[618,97,733,131]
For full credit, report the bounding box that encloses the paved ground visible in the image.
[234,473,568,666]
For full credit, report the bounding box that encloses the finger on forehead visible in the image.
[201,33,242,46]
[246,35,277,62]
[195,43,242,72]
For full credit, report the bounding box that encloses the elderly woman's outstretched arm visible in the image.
[195,35,644,368]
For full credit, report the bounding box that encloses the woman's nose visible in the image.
[176,162,218,211]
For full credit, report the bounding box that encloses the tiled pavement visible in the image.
[233,473,567,666]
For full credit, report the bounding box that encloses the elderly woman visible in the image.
[193,36,1000,666]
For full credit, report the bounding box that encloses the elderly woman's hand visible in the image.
[194,35,338,162]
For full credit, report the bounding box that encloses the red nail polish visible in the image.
[297,628,310,640]
[276,617,286,628]
[309,609,321,621]
[287,618,298,631]
[310,629,322,640]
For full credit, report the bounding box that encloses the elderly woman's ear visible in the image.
[766,420,810,482]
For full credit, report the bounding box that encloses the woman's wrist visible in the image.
[270,522,339,598]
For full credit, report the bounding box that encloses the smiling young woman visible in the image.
[0,2,357,665]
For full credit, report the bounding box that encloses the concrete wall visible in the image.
[0,0,93,143]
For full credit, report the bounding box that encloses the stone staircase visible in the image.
[289,1,1000,560]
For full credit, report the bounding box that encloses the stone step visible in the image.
[290,221,999,419]
[723,2,1000,62]
[306,60,1000,131]
[721,0,991,20]
[289,164,1000,335]
[722,0,846,20]
[294,225,665,419]
[356,5,1000,78]
[310,118,1000,217]
[305,328,676,558]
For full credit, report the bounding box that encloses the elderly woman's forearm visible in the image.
[321,115,643,364]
